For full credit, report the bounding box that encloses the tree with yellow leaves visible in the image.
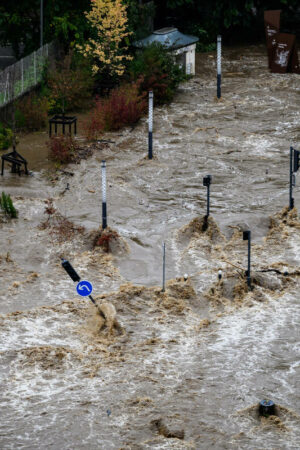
[78,0,132,78]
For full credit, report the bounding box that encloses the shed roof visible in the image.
[133,28,198,50]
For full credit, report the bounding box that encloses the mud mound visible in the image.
[20,345,82,370]
[92,298,123,335]
[252,271,282,291]
[166,278,196,299]
[97,280,196,317]
[267,207,300,240]
[150,418,184,440]
[237,403,300,432]
[205,271,248,307]
[178,216,225,244]
[91,227,129,255]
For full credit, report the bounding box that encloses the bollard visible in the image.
[148,91,153,159]
[217,35,222,99]
[243,231,251,289]
[101,160,107,229]
[259,400,276,417]
[162,242,166,292]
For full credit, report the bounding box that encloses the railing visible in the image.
[0,42,54,108]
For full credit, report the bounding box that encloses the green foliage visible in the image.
[47,51,94,113]
[129,43,186,104]
[0,124,13,150]
[16,93,48,131]
[0,192,18,218]
[123,0,155,40]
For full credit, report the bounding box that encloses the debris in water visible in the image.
[151,418,185,440]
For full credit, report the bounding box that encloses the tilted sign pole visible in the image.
[101,160,107,229]
[217,35,222,99]
[61,258,104,317]
[243,231,251,290]
[148,91,153,159]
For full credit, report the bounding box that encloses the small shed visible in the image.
[133,27,199,75]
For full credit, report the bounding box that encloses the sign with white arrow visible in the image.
[76,280,93,297]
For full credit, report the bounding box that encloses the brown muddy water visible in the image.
[0,45,300,449]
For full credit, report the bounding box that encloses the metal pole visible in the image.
[101,160,107,229]
[217,35,222,99]
[207,183,210,217]
[247,231,251,289]
[40,0,44,48]
[289,146,294,210]
[148,91,153,159]
[162,242,166,292]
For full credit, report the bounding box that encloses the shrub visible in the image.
[85,80,146,139]
[47,135,78,164]
[0,123,13,150]
[129,42,186,104]
[15,93,48,131]
[94,228,119,252]
[47,51,94,113]
[0,192,18,218]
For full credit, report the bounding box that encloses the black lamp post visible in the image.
[40,0,44,47]
[203,175,212,212]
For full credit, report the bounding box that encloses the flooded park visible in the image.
[0,45,300,448]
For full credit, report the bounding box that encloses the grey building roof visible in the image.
[133,27,198,50]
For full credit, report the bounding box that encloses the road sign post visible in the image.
[61,258,104,316]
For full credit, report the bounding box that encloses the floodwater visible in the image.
[0,45,300,448]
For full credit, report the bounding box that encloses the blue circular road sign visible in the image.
[76,280,93,297]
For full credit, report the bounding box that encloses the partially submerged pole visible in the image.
[148,91,153,159]
[101,160,107,229]
[61,258,104,317]
[162,242,166,292]
[217,35,222,99]
[289,146,300,210]
[243,231,251,289]
[202,175,212,231]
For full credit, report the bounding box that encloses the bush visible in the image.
[0,123,13,150]
[16,93,48,131]
[47,51,94,113]
[0,192,18,218]
[85,80,147,139]
[47,135,78,164]
[129,43,186,104]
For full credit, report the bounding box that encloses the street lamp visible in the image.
[40,0,44,47]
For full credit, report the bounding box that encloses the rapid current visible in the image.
[0,45,299,448]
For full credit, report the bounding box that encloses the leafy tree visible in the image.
[78,0,132,78]
[0,0,90,57]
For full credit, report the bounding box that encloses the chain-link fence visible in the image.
[0,42,54,108]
